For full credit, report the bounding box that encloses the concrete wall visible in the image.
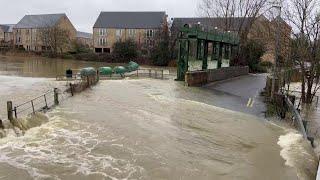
[185,66,249,86]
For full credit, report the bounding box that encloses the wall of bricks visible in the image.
[185,66,249,86]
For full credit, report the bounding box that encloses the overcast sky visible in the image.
[0,0,199,32]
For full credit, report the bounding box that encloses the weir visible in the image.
[176,26,249,86]
[3,73,100,136]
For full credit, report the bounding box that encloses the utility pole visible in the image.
[271,4,282,100]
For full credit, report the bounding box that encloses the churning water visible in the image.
[0,56,317,180]
[0,77,317,180]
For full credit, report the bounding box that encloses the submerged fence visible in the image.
[6,74,99,126]
[7,89,59,121]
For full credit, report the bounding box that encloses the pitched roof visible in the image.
[93,11,166,29]
[0,24,15,32]
[172,17,255,31]
[77,31,92,39]
[14,14,66,29]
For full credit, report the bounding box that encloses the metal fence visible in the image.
[284,95,309,140]
[11,90,57,119]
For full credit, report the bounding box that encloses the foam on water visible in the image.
[278,131,318,180]
[0,109,145,180]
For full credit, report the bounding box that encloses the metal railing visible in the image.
[284,95,308,139]
[12,90,56,119]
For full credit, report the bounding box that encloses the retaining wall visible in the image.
[185,66,249,86]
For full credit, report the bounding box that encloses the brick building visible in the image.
[0,24,14,45]
[13,13,77,52]
[76,31,93,48]
[93,11,167,53]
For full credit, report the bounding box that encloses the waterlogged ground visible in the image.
[0,77,317,180]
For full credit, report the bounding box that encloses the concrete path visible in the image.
[203,74,268,117]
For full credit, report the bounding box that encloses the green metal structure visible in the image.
[176,26,240,81]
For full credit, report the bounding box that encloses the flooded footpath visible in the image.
[0,56,317,180]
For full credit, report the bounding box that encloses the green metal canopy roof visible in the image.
[179,26,240,45]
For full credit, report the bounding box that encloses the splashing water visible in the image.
[278,131,318,180]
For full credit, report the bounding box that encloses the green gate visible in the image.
[176,26,240,81]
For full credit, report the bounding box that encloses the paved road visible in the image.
[203,74,267,117]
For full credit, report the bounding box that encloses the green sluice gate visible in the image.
[113,66,127,74]
[80,67,96,77]
[126,61,139,72]
[99,67,113,76]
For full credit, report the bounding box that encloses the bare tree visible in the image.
[198,0,268,42]
[39,24,71,56]
[284,0,320,103]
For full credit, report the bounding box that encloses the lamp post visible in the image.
[271,3,282,100]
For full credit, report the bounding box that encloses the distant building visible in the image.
[0,24,14,45]
[76,31,93,48]
[93,11,168,53]
[13,13,77,52]
[172,16,292,63]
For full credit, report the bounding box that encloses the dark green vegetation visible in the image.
[232,39,267,73]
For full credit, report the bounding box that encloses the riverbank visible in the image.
[0,50,177,67]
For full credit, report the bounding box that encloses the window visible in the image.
[99,29,107,36]
[128,29,136,37]
[116,29,123,37]
[145,29,154,38]
[145,39,155,47]
[99,38,106,46]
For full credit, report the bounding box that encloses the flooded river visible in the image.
[0,56,318,180]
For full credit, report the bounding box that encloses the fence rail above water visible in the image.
[7,89,59,120]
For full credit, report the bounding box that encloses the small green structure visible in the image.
[113,66,127,75]
[99,67,113,76]
[126,61,140,72]
[176,26,240,81]
[80,67,97,77]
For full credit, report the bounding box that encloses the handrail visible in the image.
[15,90,52,108]
[284,95,308,139]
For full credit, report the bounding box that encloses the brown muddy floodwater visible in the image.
[0,56,317,180]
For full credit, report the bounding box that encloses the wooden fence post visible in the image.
[31,100,35,114]
[97,70,100,82]
[54,88,59,105]
[161,70,164,79]
[7,101,13,122]
[14,107,17,118]
[44,94,48,108]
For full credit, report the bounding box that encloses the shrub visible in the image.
[60,53,74,59]
[151,42,170,66]
[71,40,91,54]
[259,61,273,67]
[150,27,171,66]
[231,39,266,73]
[112,39,138,60]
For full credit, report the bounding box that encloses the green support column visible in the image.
[228,45,232,61]
[176,39,190,81]
[230,45,234,59]
[202,41,208,70]
[212,42,217,61]
[217,43,223,69]
[196,40,201,60]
